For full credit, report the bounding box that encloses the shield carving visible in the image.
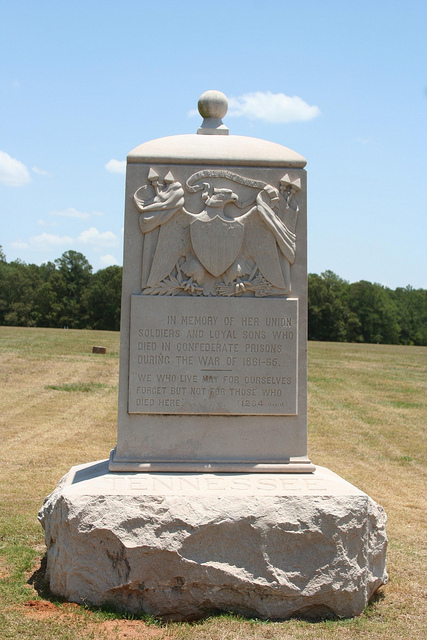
[190,215,244,277]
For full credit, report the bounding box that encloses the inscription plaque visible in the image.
[128,296,298,415]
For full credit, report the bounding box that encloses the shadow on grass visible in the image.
[365,587,386,610]
[27,555,53,601]
[27,554,385,626]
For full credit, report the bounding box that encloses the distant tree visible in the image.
[345,310,364,343]
[85,265,122,331]
[31,261,60,326]
[347,281,400,344]
[52,251,93,328]
[55,250,92,285]
[38,261,57,280]
[0,259,40,326]
[392,286,427,346]
[308,271,348,341]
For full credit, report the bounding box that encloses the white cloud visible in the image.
[49,207,103,221]
[0,150,31,186]
[78,227,120,247]
[37,219,59,227]
[105,159,126,174]
[227,91,321,123]
[356,137,370,145]
[10,226,120,255]
[10,240,29,250]
[11,235,70,252]
[99,254,119,267]
[30,232,74,247]
[32,166,52,177]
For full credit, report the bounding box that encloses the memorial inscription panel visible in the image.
[129,296,298,415]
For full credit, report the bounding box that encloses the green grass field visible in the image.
[0,327,426,639]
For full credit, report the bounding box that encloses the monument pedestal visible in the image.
[39,460,387,621]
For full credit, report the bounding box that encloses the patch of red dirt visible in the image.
[98,619,166,639]
[23,599,59,620]
[22,600,167,638]
[24,600,57,610]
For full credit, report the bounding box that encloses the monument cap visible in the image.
[198,90,228,119]
[127,90,307,168]
[197,90,229,135]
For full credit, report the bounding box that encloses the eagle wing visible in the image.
[146,209,192,287]
[241,211,287,290]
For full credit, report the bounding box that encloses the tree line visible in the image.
[0,248,121,332]
[308,270,426,346]
[0,249,425,345]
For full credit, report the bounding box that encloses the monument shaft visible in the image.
[110,127,313,472]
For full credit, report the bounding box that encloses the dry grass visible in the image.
[0,327,426,639]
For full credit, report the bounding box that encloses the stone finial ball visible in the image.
[198,90,228,119]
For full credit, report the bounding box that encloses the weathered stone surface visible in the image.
[39,460,387,620]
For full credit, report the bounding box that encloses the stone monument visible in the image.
[39,91,387,620]
[110,89,312,473]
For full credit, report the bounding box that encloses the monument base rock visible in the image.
[39,460,387,621]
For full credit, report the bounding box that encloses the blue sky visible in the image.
[1,0,426,288]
